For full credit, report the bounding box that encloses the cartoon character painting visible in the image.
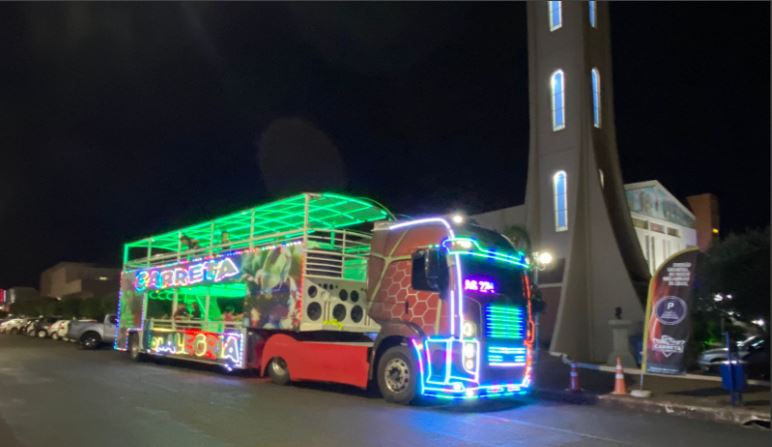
[241,245,304,330]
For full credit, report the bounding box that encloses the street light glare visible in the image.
[537,252,553,266]
[451,214,464,224]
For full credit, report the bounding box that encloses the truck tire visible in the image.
[377,345,419,405]
[81,332,101,350]
[37,329,47,339]
[129,333,144,362]
[268,358,290,386]
[9,328,18,335]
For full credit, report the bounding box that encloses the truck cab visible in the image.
[367,217,532,401]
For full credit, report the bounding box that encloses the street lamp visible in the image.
[530,250,553,369]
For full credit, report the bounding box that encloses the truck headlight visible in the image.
[462,321,477,338]
[463,342,477,372]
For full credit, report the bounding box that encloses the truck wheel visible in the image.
[9,328,18,335]
[268,358,290,386]
[377,345,418,405]
[129,333,144,361]
[81,332,101,350]
[37,330,47,338]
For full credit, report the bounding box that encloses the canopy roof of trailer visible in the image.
[125,192,393,251]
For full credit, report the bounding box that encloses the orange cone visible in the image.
[567,361,582,393]
[612,356,627,395]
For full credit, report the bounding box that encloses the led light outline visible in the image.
[387,218,463,337]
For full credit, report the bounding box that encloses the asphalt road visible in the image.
[0,335,768,447]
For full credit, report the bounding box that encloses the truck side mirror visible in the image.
[411,248,448,292]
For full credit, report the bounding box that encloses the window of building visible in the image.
[549,1,562,31]
[667,227,680,237]
[553,170,568,232]
[650,223,665,234]
[632,218,649,229]
[551,70,565,131]
[591,68,601,128]
[589,1,597,28]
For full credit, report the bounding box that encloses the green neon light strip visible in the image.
[486,305,525,339]
[445,237,530,269]
[124,192,392,257]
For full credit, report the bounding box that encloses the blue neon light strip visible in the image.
[487,346,527,367]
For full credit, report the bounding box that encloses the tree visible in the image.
[691,227,770,351]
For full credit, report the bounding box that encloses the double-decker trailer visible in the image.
[116,192,533,403]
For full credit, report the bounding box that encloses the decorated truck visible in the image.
[116,192,533,403]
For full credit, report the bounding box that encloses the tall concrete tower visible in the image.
[524,1,651,363]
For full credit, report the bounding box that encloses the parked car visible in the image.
[0,318,27,334]
[30,316,61,338]
[743,335,770,380]
[698,334,770,378]
[23,317,43,336]
[50,319,96,341]
[67,314,118,349]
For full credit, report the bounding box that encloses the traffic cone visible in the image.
[567,361,582,393]
[612,356,627,395]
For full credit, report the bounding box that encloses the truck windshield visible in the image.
[460,258,526,306]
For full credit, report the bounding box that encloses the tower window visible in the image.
[549,1,562,31]
[551,70,565,131]
[591,68,601,128]
[553,171,568,232]
[589,1,597,28]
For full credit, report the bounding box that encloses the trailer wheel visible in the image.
[129,333,144,362]
[377,345,418,405]
[268,358,290,386]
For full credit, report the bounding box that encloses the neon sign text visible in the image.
[148,329,243,367]
[134,255,239,292]
[464,278,496,294]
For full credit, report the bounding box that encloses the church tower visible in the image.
[524,1,651,363]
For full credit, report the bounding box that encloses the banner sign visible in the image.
[134,253,241,292]
[642,248,699,375]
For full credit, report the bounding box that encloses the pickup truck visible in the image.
[67,314,118,349]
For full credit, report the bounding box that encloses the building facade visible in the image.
[39,262,120,300]
[625,181,698,273]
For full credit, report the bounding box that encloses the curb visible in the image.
[597,394,771,427]
[535,387,770,427]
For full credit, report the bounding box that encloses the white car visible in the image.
[0,318,28,335]
[49,320,70,340]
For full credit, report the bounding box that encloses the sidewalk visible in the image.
[533,352,771,427]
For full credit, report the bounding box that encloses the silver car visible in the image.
[697,335,765,372]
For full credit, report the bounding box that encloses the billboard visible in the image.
[641,248,699,375]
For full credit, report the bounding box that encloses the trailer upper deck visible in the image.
[123,192,393,269]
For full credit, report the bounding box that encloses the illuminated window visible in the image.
[549,1,562,31]
[553,171,568,232]
[589,1,597,28]
[551,70,565,131]
[591,68,601,128]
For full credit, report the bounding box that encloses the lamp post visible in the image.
[531,251,553,368]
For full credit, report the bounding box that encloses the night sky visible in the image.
[0,2,768,288]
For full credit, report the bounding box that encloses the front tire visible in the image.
[377,345,419,405]
[81,332,101,350]
[37,330,47,338]
[268,358,291,385]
